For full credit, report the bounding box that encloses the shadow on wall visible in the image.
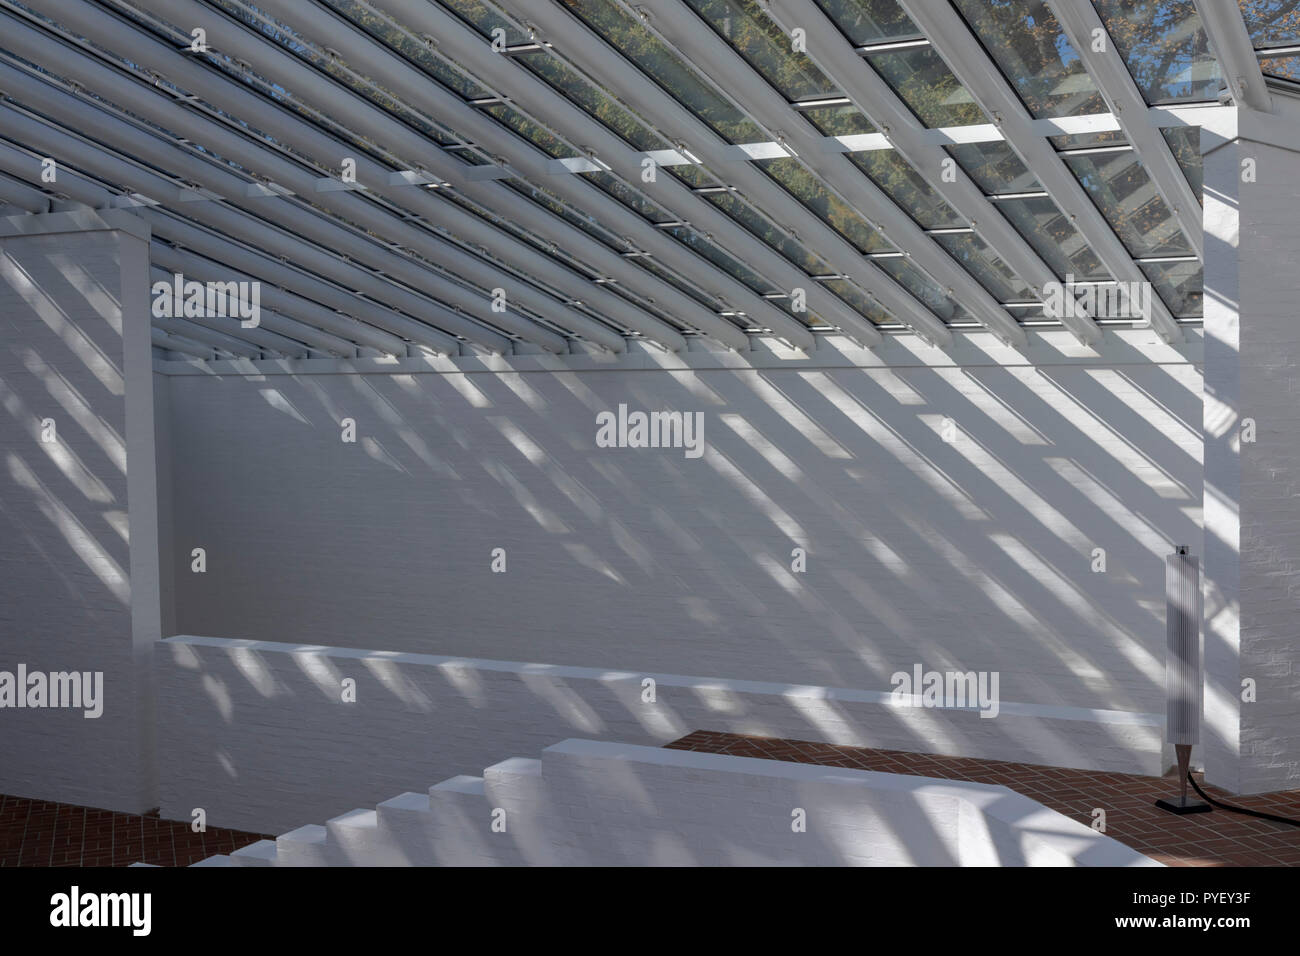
[0,235,142,807]
[165,335,1201,722]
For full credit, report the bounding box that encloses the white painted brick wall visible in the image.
[157,636,1162,834]
[1201,101,1300,794]
[0,215,158,811]
[163,338,1202,721]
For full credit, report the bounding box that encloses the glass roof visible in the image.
[866,44,989,128]
[1091,0,1221,104]
[813,0,925,46]
[953,0,1107,119]
[3,0,1246,360]
[1239,0,1300,46]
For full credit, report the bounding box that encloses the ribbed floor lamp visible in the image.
[1156,545,1212,815]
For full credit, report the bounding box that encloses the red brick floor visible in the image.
[666,730,1300,867]
[0,794,274,867]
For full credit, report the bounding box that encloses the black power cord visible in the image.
[1187,773,1300,828]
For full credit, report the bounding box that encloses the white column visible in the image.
[0,207,159,811]
[1201,97,1300,794]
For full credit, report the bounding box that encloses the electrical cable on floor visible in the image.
[1187,773,1300,827]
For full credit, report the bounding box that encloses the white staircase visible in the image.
[195,739,1161,867]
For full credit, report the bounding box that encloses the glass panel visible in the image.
[847,150,964,228]
[518,53,668,151]
[1239,0,1300,46]
[756,157,892,253]
[800,104,877,136]
[583,170,671,220]
[867,45,988,128]
[664,227,781,296]
[1160,125,1203,205]
[1049,129,1129,150]
[1063,150,1193,257]
[952,0,1106,118]
[563,0,764,143]
[813,0,924,46]
[323,0,490,100]
[633,256,719,311]
[665,163,717,188]
[933,234,1036,302]
[437,0,531,44]
[684,0,839,101]
[822,278,893,324]
[704,192,834,273]
[945,141,1040,193]
[1259,52,1300,80]
[997,196,1109,279]
[482,104,576,158]
[1140,260,1202,316]
[1091,1,1221,104]
[504,180,624,251]
[875,258,974,323]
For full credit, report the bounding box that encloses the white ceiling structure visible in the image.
[0,0,1290,362]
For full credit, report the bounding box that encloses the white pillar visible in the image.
[1201,96,1300,794]
[0,206,159,811]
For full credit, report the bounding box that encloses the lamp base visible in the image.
[1155,797,1213,815]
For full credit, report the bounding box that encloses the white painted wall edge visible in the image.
[152,327,1204,376]
[168,634,1161,729]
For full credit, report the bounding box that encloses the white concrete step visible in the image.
[427,774,515,866]
[229,839,279,867]
[325,807,409,866]
[276,823,336,866]
[189,854,233,867]
[482,758,559,865]
[375,792,438,866]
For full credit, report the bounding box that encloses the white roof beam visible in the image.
[510,0,952,347]
[899,0,1184,344]
[7,1,636,353]
[151,327,218,360]
[2,138,349,355]
[1194,0,1272,111]
[644,0,1038,348]
[151,244,395,356]
[1046,0,1204,260]
[147,266,321,357]
[356,0,870,346]
[194,0,741,350]
[123,0,724,353]
[151,312,275,359]
[0,86,464,355]
[0,170,51,213]
[768,0,1099,346]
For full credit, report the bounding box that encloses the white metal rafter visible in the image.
[899,0,1185,344]
[215,0,803,349]
[1046,0,1204,260]
[511,0,955,347]
[1194,0,1272,111]
[357,0,883,347]
[645,0,1077,347]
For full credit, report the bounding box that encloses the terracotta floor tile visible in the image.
[666,731,1300,867]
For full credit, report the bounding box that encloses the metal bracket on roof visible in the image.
[244,181,293,198]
